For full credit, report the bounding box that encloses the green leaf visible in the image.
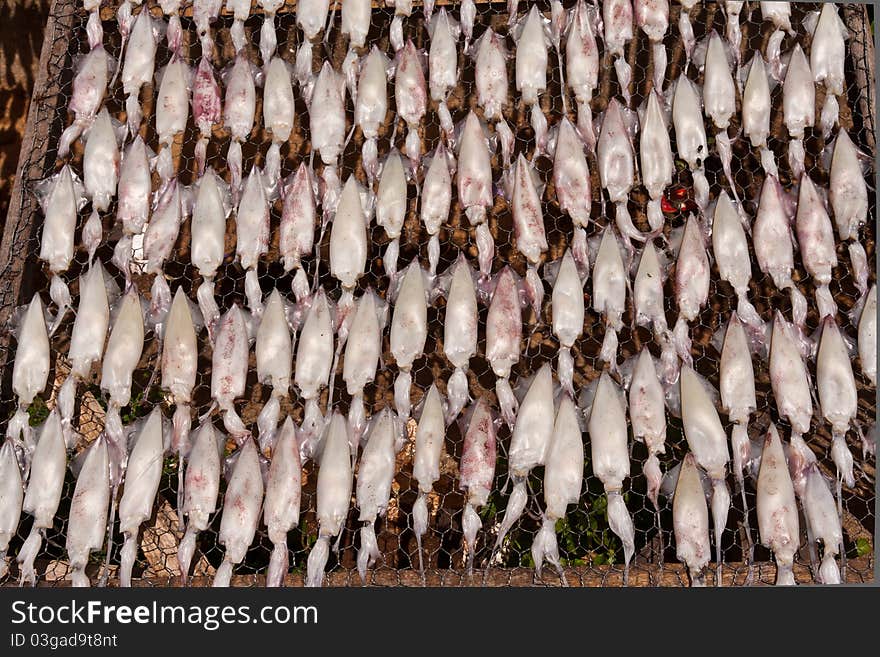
[855,537,871,557]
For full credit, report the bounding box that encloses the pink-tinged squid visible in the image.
[191,168,231,337]
[588,371,635,583]
[395,40,428,172]
[391,262,429,420]
[672,73,709,212]
[592,226,627,371]
[486,267,525,428]
[859,285,876,387]
[680,364,731,585]
[295,289,335,458]
[193,55,222,176]
[754,175,807,331]
[672,214,710,367]
[457,111,494,279]
[782,44,815,181]
[474,28,513,168]
[264,417,302,587]
[256,289,294,456]
[343,290,385,442]
[629,348,667,511]
[673,453,710,586]
[213,438,265,587]
[461,0,477,50]
[376,151,408,281]
[795,175,838,319]
[511,153,549,320]
[412,385,445,580]
[532,394,584,585]
[223,51,257,205]
[438,255,479,422]
[210,304,251,442]
[356,409,403,582]
[178,421,221,585]
[460,398,497,575]
[280,163,319,303]
[565,0,601,150]
[236,167,272,316]
[420,142,453,278]
[355,47,391,186]
[58,11,109,158]
[65,436,109,587]
[0,439,23,580]
[551,250,585,396]
[515,5,551,153]
[143,178,184,275]
[16,411,65,585]
[807,3,847,138]
[553,117,593,266]
[604,0,634,106]
[757,423,799,585]
[306,413,354,587]
[638,90,673,233]
[633,242,677,382]
[428,9,460,143]
[741,54,778,177]
[635,0,669,93]
[263,55,295,190]
[155,29,190,183]
[118,407,165,587]
[226,0,252,53]
[36,165,86,333]
[120,6,158,138]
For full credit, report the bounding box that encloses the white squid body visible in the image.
[633,242,676,382]
[673,214,710,367]
[295,289,334,454]
[101,287,144,411]
[421,142,452,277]
[17,411,66,585]
[803,464,843,584]
[390,262,428,419]
[677,0,697,65]
[155,53,190,180]
[629,349,667,508]
[553,118,592,264]
[395,40,428,169]
[551,250,585,396]
[376,151,407,280]
[809,3,847,137]
[356,409,401,582]
[830,130,870,299]
[412,385,445,574]
[475,28,508,124]
[121,7,157,136]
[162,287,198,458]
[702,31,736,130]
[143,179,183,275]
[342,0,371,49]
[457,111,494,277]
[639,91,673,232]
[192,168,229,331]
[258,0,284,65]
[516,6,550,152]
[343,291,383,440]
[588,372,635,578]
[297,0,330,41]
[679,364,731,580]
[859,285,877,387]
[741,54,776,176]
[672,74,709,211]
[118,407,164,587]
[512,153,548,319]
[442,256,478,423]
[355,47,390,184]
[236,167,271,314]
[330,176,368,302]
[65,437,110,587]
[592,227,627,370]
[782,44,815,181]
[603,0,634,105]
[213,439,264,587]
[263,56,295,186]
[486,267,523,428]
[566,0,600,148]
[428,9,459,139]
[753,175,807,328]
[769,313,813,438]
[178,421,221,585]
[635,0,669,92]
[756,424,799,586]
[83,107,119,214]
[532,395,584,583]
[117,136,152,236]
[68,262,110,380]
[0,440,23,580]
[720,313,757,483]
[795,175,838,319]
[306,413,354,587]
[264,417,302,587]
[310,62,346,169]
[459,398,497,574]
[461,0,476,48]
[255,290,293,455]
[226,0,251,53]
[224,52,256,200]
[673,453,710,586]
[817,316,857,489]
[724,2,745,64]
[712,191,762,329]
[211,304,250,439]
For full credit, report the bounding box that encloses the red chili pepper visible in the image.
[661,196,677,214]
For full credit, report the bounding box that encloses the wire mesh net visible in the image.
[0,0,875,587]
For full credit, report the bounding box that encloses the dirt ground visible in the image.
[0,0,50,222]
